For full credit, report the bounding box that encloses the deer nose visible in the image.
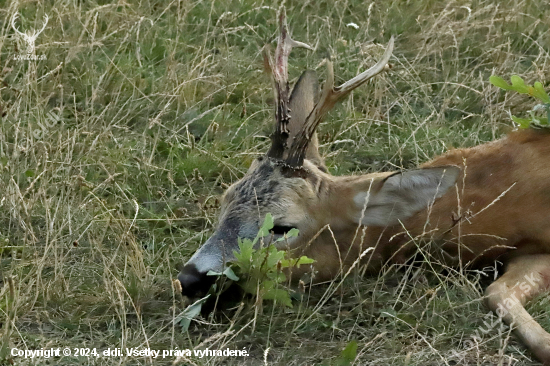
[177,264,214,298]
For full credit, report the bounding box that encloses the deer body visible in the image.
[365,128,550,272]
[178,7,550,363]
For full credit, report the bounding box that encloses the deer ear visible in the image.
[355,166,460,227]
[284,70,326,170]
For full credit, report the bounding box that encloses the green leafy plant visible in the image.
[211,213,314,307]
[334,340,358,366]
[320,340,358,366]
[490,75,550,128]
[177,295,210,333]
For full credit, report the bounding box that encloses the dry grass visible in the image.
[0,0,549,365]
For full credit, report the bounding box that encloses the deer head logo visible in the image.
[11,13,49,55]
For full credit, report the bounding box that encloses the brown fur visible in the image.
[272,128,550,363]
[182,96,550,366]
[186,128,550,362]
[179,16,550,360]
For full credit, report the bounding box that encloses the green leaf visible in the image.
[510,75,529,94]
[25,170,35,177]
[253,213,274,245]
[533,117,548,126]
[274,228,299,242]
[177,295,210,333]
[489,75,513,90]
[206,267,240,281]
[262,285,293,307]
[510,115,531,129]
[266,248,284,268]
[295,256,315,266]
[234,238,254,262]
[286,228,299,238]
[333,340,358,366]
[239,280,257,294]
[233,238,254,273]
[259,213,274,237]
[268,271,286,283]
[222,267,240,281]
[531,82,550,103]
[281,256,315,268]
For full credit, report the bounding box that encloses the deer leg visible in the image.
[484,254,550,364]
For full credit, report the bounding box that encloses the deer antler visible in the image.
[34,15,49,38]
[265,5,313,160]
[285,36,394,167]
[11,13,25,38]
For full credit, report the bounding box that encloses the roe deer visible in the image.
[177,7,550,363]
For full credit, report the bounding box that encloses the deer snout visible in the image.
[177,227,239,297]
[177,263,215,298]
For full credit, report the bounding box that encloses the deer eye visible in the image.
[270,225,295,236]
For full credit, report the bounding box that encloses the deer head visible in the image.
[178,7,458,298]
[11,13,49,55]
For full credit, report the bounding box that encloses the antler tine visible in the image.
[267,5,313,160]
[34,15,49,38]
[286,36,394,167]
[11,13,25,37]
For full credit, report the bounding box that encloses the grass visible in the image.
[0,0,549,365]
